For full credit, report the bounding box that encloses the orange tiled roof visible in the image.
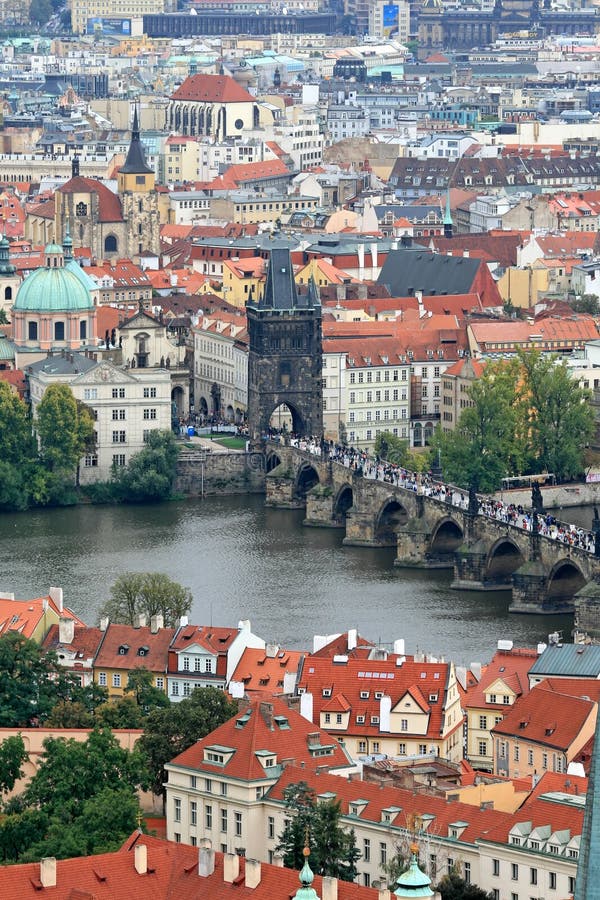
[59,176,123,223]
[230,646,303,695]
[169,696,352,780]
[0,596,82,640]
[491,681,596,751]
[94,623,176,674]
[464,648,538,709]
[170,74,255,104]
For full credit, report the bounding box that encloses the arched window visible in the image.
[104,235,117,253]
[80,320,87,340]
[54,321,65,341]
[76,202,87,217]
[4,286,11,300]
[28,321,38,341]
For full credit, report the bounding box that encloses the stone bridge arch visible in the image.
[332,483,354,525]
[265,449,281,473]
[428,517,465,565]
[485,537,526,588]
[295,462,320,500]
[546,558,587,612]
[375,496,409,546]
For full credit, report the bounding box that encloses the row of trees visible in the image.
[0,382,179,511]
[440,351,594,492]
[376,351,594,494]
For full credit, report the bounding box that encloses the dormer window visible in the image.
[138,646,149,657]
[360,691,369,699]
[375,692,383,700]
[118,645,129,655]
[322,688,332,697]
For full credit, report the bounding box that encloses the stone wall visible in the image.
[175,449,266,496]
[494,482,600,510]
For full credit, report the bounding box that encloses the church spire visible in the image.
[295,836,319,900]
[574,710,600,900]
[63,217,73,262]
[120,102,153,175]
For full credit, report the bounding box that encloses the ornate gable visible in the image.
[72,361,139,385]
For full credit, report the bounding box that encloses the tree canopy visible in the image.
[99,572,193,628]
[0,382,39,511]
[437,872,494,900]
[114,430,179,502]
[138,687,237,800]
[0,633,74,727]
[440,351,594,492]
[276,781,360,882]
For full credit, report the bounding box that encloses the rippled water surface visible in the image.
[0,495,581,664]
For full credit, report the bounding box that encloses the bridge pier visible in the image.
[451,540,495,591]
[304,488,344,528]
[394,521,452,568]
[575,576,600,639]
[510,561,551,613]
[265,472,305,509]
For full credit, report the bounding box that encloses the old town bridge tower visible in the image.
[247,245,323,443]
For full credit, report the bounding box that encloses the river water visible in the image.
[0,495,587,665]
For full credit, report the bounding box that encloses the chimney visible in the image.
[134,613,148,628]
[322,876,338,900]
[272,854,285,868]
[347,628,357,651]
[260,701,274,729]
[150,614,163,633]
[265,643,279,658]
[300,691,313,723]
[40,858,57,888]
[179,615,189,627]
[100,616,109,631]
[379,876,391,900]
[134,843,148,875]
[370,241,378,271]
[380,695,392,733]
[58,617,75,645]
[198,846,215,877]
[245,859,261,889]
[224,853,240,883]
[463,249,470,258]
[393,638,405,656]
[49,586,63,612]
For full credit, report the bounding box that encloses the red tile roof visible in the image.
[464,648,538,710]
[94,623,176,674]
[171,74,255,104]
[0,831,380,900]
[491,681,597,751]
[0,595,83,641]
[168,696,352,780]
[230,646,303,695]
[58,176,123,223]
[298,655,454,740]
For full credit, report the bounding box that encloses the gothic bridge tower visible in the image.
[247,245,323,443]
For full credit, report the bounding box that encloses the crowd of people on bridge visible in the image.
[279,434,598,556]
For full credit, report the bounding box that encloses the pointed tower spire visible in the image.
[63,216,73,262]
[574,711,600,900]
[295,836,319,900]
[120,102,153,175]
[443,186,453,239]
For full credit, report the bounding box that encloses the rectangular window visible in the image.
[268,816,275,839]
[220,782,227,797]
[512,864,519,881]
[380,843,387,866]
[235,811,242,837]
[514,746,520,762]
[174,798,181,822]
[190,801,197,825]
[98,672,107,686]
[363,839,370,862]
[112,454,126,467]
[464,862,471,884]
[479,740,487,757]
[549,872,557,890]
[112,430,126,444]
[112,673,121,688]
[143,408,157,420]
[206,805,212,828]
[479,715,487,730]
[221,808,227,833]
[528,749,533,765]
[143,387,157,398]
[493,860,500,877]
[530,869,537,886]
[112,388,126,398]
[205,778,212,793]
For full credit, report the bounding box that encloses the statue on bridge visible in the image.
[532,482,545,516]
[468,483,479,516]
[593,506,600,558]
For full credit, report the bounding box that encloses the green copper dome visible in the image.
[14,243,93,313]
[395,852,434,899]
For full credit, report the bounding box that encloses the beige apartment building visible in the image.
[70,0,167,35]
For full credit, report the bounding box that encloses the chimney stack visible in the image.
[134,844,148,875]
[150,614,163,633]
[245,859,262,889]
[272,854,285,868]
[224,853,240,883]
[40,858,57,888]
[260,701,274,729]
[134,613,148,628]
[58,617,75,645]
[49,586,63,612]
[100,616,109,631]
[198,846,215,878]
[322,876,339,900]
[379,876,391,900]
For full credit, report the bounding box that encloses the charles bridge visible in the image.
[262,442,600,625]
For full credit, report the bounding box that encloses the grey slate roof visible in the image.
[259,245,319,311]
[529,642,600,679]
[27,354,96,377]
[377,248,481,297]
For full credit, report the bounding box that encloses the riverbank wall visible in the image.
[175,448,266,496]
[493,482,600,510]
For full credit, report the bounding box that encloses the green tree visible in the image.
[0,308,8,324]
[569,293,599,315]
[46,701,94,729]
[375,431,410,466]
[36,384,95,496]
[125,667,170,713]
[276,781,360,882]
[516,350,594,482]
[0,382,38,511]
[441,358,523,492]
[0,808,48,862]
[99,572,193,628]
[437,872,493,900]
[29,0,52,24]
[24,728,150,816]
[0,633,69,726]
[0,735,27,796]
[138,687,237,801]
[115,430,179,502]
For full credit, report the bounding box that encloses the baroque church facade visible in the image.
[25,108,160,264]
